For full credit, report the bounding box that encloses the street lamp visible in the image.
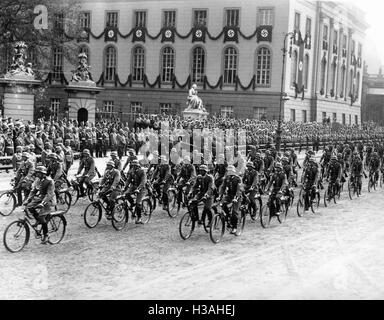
[275,31,294,152]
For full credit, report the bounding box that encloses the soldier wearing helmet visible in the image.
[188,164,214,226]
[46,153,65,189]
[76,149,96,197]
[368,151,380,184]
[124,159,147,224]
[242,161,260,214]
[14,152,35,206]
[176,155,196,207]
[351,149,363,194]
[110,151,122,172]
[23,166,56,244]
[325,154,342,194]
[152,155,174,210]
[99,160,121,213]
[214,153,227,190]
[219,165,243,234]
[266,162,287,216]
[301,156,319,211]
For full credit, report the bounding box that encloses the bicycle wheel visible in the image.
[348,180,354,200]
[84,202,102,228]
[3,220,30,253]
[112,199,126,223]
[235,211,246,236]
[112,209,128,231]
[201,209,210,233]
[296,195,305,217]
[209,214,225,244]
[260,204,271,228]
[323,188,329,207]
[87,186,96,202]
[179,212,195,240]
[277,201,287,223]
[0,192,16,217]
[368,179,372,193]
[141,199,152,224]
[47,215,67,244]
[55,191,71,213]
[166,190,178,218]
[311,192,319,213]
[250,197,262,222]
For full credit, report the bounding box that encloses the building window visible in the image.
[102,101,114,119]
[305,17,311,35]
[294,12,300,31]
[163,10,176,27]
[221,106,234,118]
[79,46,90,64]
[161,46,175,82]
[302,110,307,123]
[106,11,118,28]
[258,8,274,26]
[356,72,360,99]
[320,58,326,93]
[322,112,327,121]
[342,34,347,56]
[290,109,296,122]
[355,115,358,124]
[253,107,266,120]
[332,112,337,122]
[160,103,172,114]
[80,12,91,29]
[342,113,346,125]
[340,65,346,97]
[52,47,63,80]
[333,30,338,53]
[225,9,240,27]
[132,46,145,81]
[50,98,60,119]
[304,54,309,89]
[134,11,147,28]
[329,60,336,92]
[223,46,237,84]
[104,46,117,81]
[349,114,352,125]
[351,39,355,55]
[256,47,271,85]
[54,13,64,32]
[131,102,143,115]
[290,50,298,86]
[323,25,328,50]
[193,9,207,26]
[191,46,205,83]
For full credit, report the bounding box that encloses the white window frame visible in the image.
[160,103,172,114]
[223,46,238,85]
[220,105,234,118]
[50,98,60,119]
[191,46,205,84]
[256,47,271,86]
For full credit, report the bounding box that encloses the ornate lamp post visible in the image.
[276,32,294,152]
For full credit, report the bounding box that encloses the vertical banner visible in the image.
[297,36,305,89]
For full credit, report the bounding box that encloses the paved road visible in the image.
[0,157,383,300]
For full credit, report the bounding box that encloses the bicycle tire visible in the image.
[235,211,246,236]
[323,188,329,207]
[112,199,127,223]
[69,185,79,206]
[277,201,287,223]
[201,210,210,233]
[250,197,262,222]
[47,215,67,244]
[55,191,71,213]
[179,211,195,240]
[297,195,305,217]
[87,186,96,202]
[209,214,225,244]
[3,220,30,253]
[166,190,178,218]
[141,199,152,224]
[348,180,354,200]
[260,204,271,228]
[0,192,16,217]
[112,210,128,231]
[84,202,102,228]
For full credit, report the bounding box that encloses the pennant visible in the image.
[161,27,175,43]
[297,36,305,89]
[256,25,272,43]
[223,26,238,43]
[105,27,117,42]
[192,26,206,43]
[132,27,146,42]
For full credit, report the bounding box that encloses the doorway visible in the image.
[77,108,88,123]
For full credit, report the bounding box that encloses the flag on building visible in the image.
[256,25,272,43]
[105,27,117,42]
[192,26,206,43]
[132,27,146,42]
[161,27,175,43]
[297,35,305,90]
[223,26,238,43]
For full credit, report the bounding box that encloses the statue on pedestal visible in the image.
[4,41,35,79]
[185,83,206,112]
[71,52,95,85]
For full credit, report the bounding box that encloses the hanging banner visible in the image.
[161,27,175,43]
[105,27,117,42]
[132,27,146,42]
[223,26,238,43]
[192,26,206,43]
[256,25,272,43]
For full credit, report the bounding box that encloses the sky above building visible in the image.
[344,0,384,74]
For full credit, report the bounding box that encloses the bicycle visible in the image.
[323,180,340,207]
[244,188,263,222]
[348,175,361,199]
[368,171,378,192]
[0,180,19,217]
[179,198,211,240]
[111,192,152,231]
[260,191,288,228]
[297,185,320,217]
[3,207,67,253]
[209,200,246,244]
[83,191,115,228]
[146,180,178,218]
[69,174,100,205]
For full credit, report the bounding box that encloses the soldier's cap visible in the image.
[128,148,135,153]
[23,146,30,151]
[35,166,47,175]
[110,151,117,156]
[16,146,23,151]
[331,155,337,160]
[227,165,236,172]
[246,161,254,168]
[275,162,283,169]
[82,149,90,155]
[56,146,62,152]
[282,156,289,162]
[131,159,140,166]
[106,160,115,167]
[199,164,208,172]
[21,152,29,158]
[48,153,58,159]
[183,155,191,162]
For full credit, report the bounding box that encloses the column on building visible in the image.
[315,12,325,94]
[344,28,353,101]
[325,18,334,97]
[335,25,342,98]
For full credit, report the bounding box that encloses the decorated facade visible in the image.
[0,0,368,123]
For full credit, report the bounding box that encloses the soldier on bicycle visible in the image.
[219,165,243,234]
[325,155,342,197]
[301,157,319,211]
[265,162,287,216]
[99,160,121,213]
[188,164,214,226]
[23,166,56,244]
[243,161,260,212]
[15,152,35,206]
[176,155,196,208]
[124,159,147,224]
[76,149,96,197]
[350,151,363,194]
[368,151,381,184]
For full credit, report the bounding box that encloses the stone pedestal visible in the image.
[65,82,103,124]
[0,78,42,121]
[182,109,209,120]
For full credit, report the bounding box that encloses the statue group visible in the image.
[185,84,207,112]
[5,41,34,79]
[71,52,94,84]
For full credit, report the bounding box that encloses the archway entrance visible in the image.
[78,108,88,123]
